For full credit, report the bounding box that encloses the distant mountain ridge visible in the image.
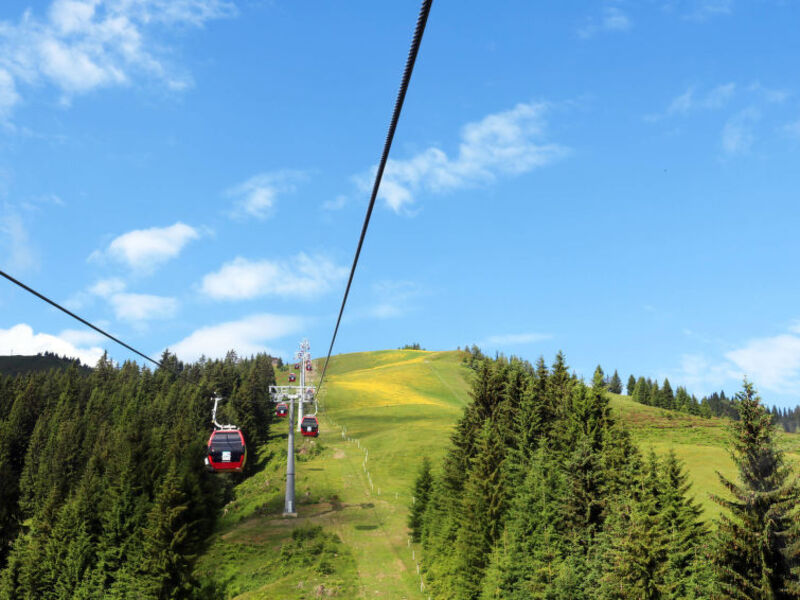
[0,353,91,377]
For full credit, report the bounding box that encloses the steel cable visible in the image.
[316,0,434,392]
[0,269,164,369]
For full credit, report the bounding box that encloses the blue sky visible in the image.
[1,0,800,406]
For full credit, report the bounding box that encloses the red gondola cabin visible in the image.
[305,361,312,371]
[288,373,296,382]
[294,363,300,369]
[301,415,319,437]
[276,403,288,418]
[205,429,246,473]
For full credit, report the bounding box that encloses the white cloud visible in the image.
[672,353,742,397]
[721,107,760,155]
[169,313,304,362]
[368,304,405,319]
[226,171,306,220]
[200,253,348,301]
[646,83,737,121]
[684,0,732,21]
[484,332,551,345]
[747,82,790,104]
[0,0,236,115]
[668,83,735,115]
[725,334,800,395]
[94,222,200,272]
[109,292,178,322]
[364,280,422,319]
[578,6,632,39]
[0,323,104,366]
[89,277,126,297]
[0,68,20,117]
[58,328,105,346]
[70,277,176,323]
[322,194,348,211]
[784,118,800,140]
[363,102,568,214]
[673,323,800,399]
[0,205,37,271]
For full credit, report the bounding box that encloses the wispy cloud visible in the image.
[200,253,348,301]
[747,82,790,104]
[673,322,800,399]
[89,277,126,297]
[721,107,760,155]
[91,222,201,272]
[0,204,37,272]
[322,194,348,211]
[784,118,800,140]
[683,0,733,21]
[578,6,633,39]
[109,292,178,322]
[67,277,177,324]
[0,0,236,116]
[672,353,742,396]
[360,102,568,214]
[0,68,20,117]
[647,83,735,121]
[484,332,551,346]
[58,328,106,346]
[0,322,104,366]
[226,170,306,220]
[725,329,800,395]
[169,313,304,362]
[363,280,423,320]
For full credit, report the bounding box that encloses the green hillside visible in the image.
[195,349,800,598]
[0,353,90,376]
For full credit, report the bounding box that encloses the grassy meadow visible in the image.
[194,350,800,598]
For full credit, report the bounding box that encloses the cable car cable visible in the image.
[0,268,165,369]
[316,0,433,391]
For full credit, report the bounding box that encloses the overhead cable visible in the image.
[0,268,164,369]
[317,0,434,390]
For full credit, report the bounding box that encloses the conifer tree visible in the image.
[608,370,622,394]
[135,461,193,598]
[713,381,800,599]
[661,378,675,410]
[408,457,433,542]
[659,451,709,599]
[627,374,637,396]
[481,445,566,599]
[452,421,508,599]
[675,386,692,414]
[599,485,667,600]
[632,377,648,405]
[592,365,606,390]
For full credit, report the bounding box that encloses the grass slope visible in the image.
[196,350,471,599]
[195,350,800,597]
[608,392,800,518]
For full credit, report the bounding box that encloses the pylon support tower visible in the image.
[270,339,316,517]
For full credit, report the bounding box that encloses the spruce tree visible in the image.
[408,457,433,542]
[627,375,637,396]
[645,379,657,407]
[661,378,675,410]
[452,421,507,599]
[592,365,606,390]
[632,377,648,405]
[659,451,709,599]
[712,381,800,599]
[608,370,623,394]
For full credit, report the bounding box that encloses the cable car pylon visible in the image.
[269,338,317,517]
